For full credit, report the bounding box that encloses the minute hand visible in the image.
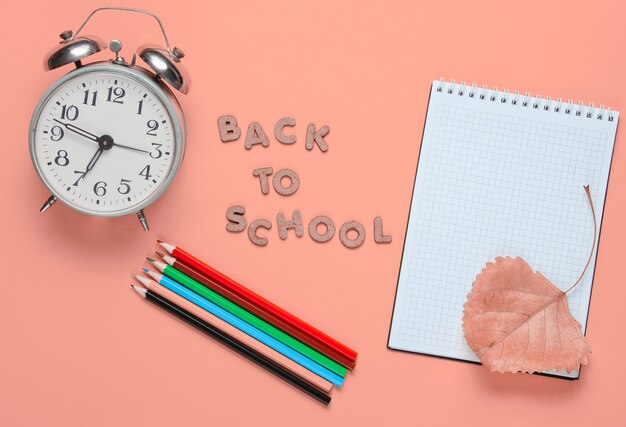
[73,147,104,186]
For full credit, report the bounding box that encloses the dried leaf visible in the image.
[463,257,590,373]
[463,186,596,374]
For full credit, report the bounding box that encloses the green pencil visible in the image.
[146,258,348,378]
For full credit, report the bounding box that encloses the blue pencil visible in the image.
[141,269,344,387]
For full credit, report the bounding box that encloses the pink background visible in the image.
[2,1,625,425]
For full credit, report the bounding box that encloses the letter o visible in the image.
[272,168,300,196]
[339,220,366,249]
[308,216,335,243]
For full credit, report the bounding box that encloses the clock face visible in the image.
[30,64,184,216]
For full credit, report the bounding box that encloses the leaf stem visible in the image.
[564,185,597,294]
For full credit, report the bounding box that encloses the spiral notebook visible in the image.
[388,80,619,379]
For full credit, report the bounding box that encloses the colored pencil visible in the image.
[143,268,344,387]
[155,251,356,371]
[147,258,348,378]
[157,240,358,363]
[131,285,331,405]
[135,275,333,394]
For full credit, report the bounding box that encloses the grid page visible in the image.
[388,81,619,378]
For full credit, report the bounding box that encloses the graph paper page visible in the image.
[388,81,618,378]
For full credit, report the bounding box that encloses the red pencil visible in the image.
[158,240,358,363]
[156,251,357,370]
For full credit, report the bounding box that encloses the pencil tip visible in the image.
[156,240,175,254]
[135,274,151,287]
[146,257,155,263]
[155,251,164,258]
[131,285,147,298]
[157,239,163,243]
[143,267,150,273]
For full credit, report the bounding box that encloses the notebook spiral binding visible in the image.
[436,79,614,122]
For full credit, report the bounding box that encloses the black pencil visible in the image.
[131,285,332,405]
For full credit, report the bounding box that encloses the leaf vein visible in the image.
[482,294,567,358]
[515,322,530,364]
[474,310,530,317]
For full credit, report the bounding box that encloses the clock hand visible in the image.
[52,119,101,143]
[54,119,150,154]
[73,147,104,186]
[85,147,104,173]
[113,143,150,154]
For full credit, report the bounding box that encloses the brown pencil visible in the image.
[155,251,357,370]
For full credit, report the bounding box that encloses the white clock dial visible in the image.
[30,64,185,216]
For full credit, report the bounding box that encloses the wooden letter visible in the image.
[274,117,297,144]
[308,216,335,243]
[245,122,270,150]
[272,168,300,196]
[252,167,274,195]
[217,115,241,142]
[305,123,329,152]
[277,210,303,240]
[339,220,366,249]
[248,219,272,246]
[225,205,247,232]
[374,216,392,243]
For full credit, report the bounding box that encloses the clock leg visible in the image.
[137,210,149,232]
[39,195,57,213]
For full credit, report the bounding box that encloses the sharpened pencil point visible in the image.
[131,284,147,298]
[157,240,175,254]
[146,257,155,263]
[155,251,165,258]
[162,253,176,266]
[157,239,163,243]
[143,267,150,273]
[135,274,152,287]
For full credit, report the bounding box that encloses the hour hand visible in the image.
[53,119,149,154]
[53,119,100,143]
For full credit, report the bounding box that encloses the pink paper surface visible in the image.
[1,1,625,426]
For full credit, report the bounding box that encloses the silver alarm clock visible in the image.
[29,7,190,231]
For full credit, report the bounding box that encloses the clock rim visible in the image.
[29,62,186,218]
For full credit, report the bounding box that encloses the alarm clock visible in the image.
[29,7,190,231]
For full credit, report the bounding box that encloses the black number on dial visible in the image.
[60,105,79,121]
[50,126,64,141]
[117,179,132,195]
[73,170,85,186]
[150,143,163,159]
[54,150,69,166]
[146,120,159,136]
[83,90,98,106]
[139,165,152,180]
[93,181,107,196]
[106,87,125,104]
